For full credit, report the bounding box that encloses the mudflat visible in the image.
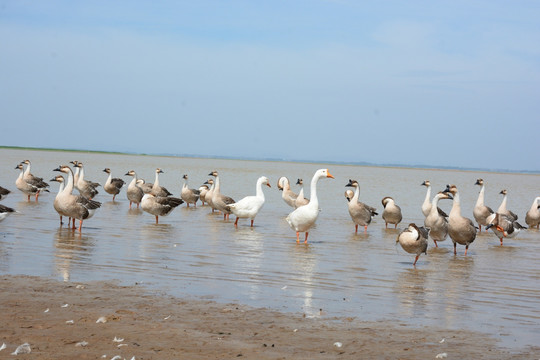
[0,275,536,359]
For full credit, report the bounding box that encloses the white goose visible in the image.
[181,174,200,207]
[345,179,378,233]
[125,170,144,209]
[277,177,298,208]
[226,176,271,227]
[424,192,452,247]
[396,223,429,266]
[286,169,334,244]
[473,178,495,232]
[444,184,477,255]
[525,197,540,229]
[103,168,125,201]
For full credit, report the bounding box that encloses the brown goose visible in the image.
[15,164,43,201]
[50,174,71,226]
[486,189,525,245]
[141,193,183,224]
[73,162,99,199]
[345,179,378,233]
[209,170,235,220]
[125,170,144,209]
[443,185,477,255]
[181,174,200,207]
[53,165,101,232]
[151,168,172,197]
[421,180,448,218]
[103,168,125,201]
[18,160,49,200]
[424,192,452,247]
[277,176,298,208]
[396,223,429,266]
[294,178,310,208]
[0,185,11,200]
[473,179,495,232]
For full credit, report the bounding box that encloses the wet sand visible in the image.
[1,275,537,359]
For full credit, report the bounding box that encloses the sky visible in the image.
[1,1,539,172]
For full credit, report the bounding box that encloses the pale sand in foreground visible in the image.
[0,275,537,359]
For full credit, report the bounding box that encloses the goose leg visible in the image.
[413,254,420,266]
[355,224,358,233]
[464,245,469,256]
[234,217,239,227]
[499,238,503,246]
[155,215,159,224]
[250,219,254,227]
[453,242,457,255]
[296,232,300,244]
[364,225,368,233]
[433,240,438,248]
[78,220,83,233]
[304,232,309,244]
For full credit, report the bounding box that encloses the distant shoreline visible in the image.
[1,145,538,175]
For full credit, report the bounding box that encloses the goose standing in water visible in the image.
[15,164,44,201]
[424,192,453,247]
[0,185,11,200]
[181,174,200,207]
[204,178,216,211]
[294,179,310,208]
[125,170,144,209]
[50,174,71,226]
[277,177,299,208]
[74,162,99,199]
[381,196,402,229]
[525,197,540,229]
[226,176,271,227]
[345,179,378,233]
[443,185,477,255]
[141,193,183,224]
[286,169,334,244]
[20,160,50,199]
[0,204,16,222]
[103,168,125,201]
[396,223,429,266]
[486,189,525,245]
[198,182,211,206]
[473,179,494,232]
[151,168,172,197]
[53,165,101,232]
[209,170,235,220]
[421,180,448,218]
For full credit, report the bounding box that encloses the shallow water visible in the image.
[1,148,539,350]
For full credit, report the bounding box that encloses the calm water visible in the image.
[1,148,539,350]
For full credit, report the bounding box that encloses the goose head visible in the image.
[203,178,214,186]
[475,178,484,186]
[156,168,164,174]
[443,184,458,196]
[277,176,289,190]
[14,163,23,170]
[182,174,188,180]
[435,191,453,201]
[21,159,31,166]
[296,178,303,185]
[499,189,508,196]
[345,179,358,188]
[103,168,111,174]
[50,175,65,183]
[381,196,395,208]
[315,168,334,180]
[260,176,271,188]
[54,165,72,174]
[208,170,218,177]
[125,170,136,177]
[421,180,430,187]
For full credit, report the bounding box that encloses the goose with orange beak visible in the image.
[286,169,334,244]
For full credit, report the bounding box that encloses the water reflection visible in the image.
[290,244,318,317]
[54,227,94,282]
[395,268,428,319]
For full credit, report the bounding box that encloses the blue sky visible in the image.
[1,1,539,171]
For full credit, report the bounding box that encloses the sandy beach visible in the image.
[0,275,537,359]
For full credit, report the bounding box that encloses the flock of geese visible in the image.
[1,160,539,266]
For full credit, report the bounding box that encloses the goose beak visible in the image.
[53,167,62,172]
[266,183,271,188]
[326,170,335,179]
